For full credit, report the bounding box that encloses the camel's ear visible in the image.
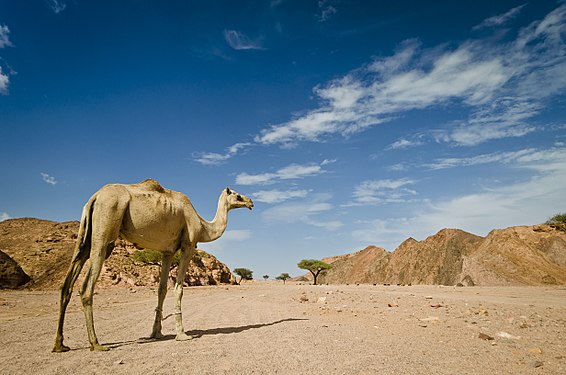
[226,187,232,195]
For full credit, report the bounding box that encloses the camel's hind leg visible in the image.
[52,248,89,352]
[80,193,127,351]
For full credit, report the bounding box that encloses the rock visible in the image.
[531,360,544,368]
[528,347,543,355]
[478,333,494,340]
[387,303,398,307]
[299,295,309,303]
[496,331,521,340]
[316,296,327,304]
[0,250,31,288]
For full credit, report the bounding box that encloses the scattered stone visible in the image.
[531,360,544,368]
[115,359,124,365]
[478,332,494,341]
[316,296,327,304]
[528,347,543,355]
[425,296,433,299]
[496,331,521,340]
[299,295,309,303]
[419,316,439,322]
[430,303,443,308]
[519,322,529,329]
[388,303,399,308]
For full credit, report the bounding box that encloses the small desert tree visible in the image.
[276,273,290,284]
[263,274,269,281]
[297,259,332,285]
[546,212,566,232]
[233,268,253,284]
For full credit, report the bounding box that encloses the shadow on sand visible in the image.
[103,317,308,350]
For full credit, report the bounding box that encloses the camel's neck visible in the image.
[199,194,230,243]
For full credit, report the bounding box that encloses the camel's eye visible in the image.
[237,195,243,201]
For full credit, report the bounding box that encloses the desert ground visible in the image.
[1,282,565,375]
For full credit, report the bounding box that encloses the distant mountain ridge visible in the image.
[317,225,566,286]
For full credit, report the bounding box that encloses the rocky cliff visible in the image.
[0,218,236,289]
[318,225,566,286]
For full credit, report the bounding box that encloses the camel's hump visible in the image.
[137,178,166,193]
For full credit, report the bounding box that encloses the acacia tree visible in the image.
[276,273,290,284]
[297,259,332,285]
[546,213,566,232]
[263,274,269,281]
[233,268,253,284]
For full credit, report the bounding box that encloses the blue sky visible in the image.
[1,1,565,278]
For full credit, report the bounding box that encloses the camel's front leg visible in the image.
[150,253,173,339]
[174,247,193,341]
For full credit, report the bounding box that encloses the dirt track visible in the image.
[1,282,565,374]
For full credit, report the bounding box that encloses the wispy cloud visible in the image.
[0,212,11,222]
[0,66,8,95]
[45,0,66,14]
[317,0,337,22]
[41,172,57,185]
[254,4,566,148]
[0,25,12,48]
[251,189,309,204]
[0,25,13,95]
[224,30,264,50]
[236,161,328,186]
[262,194,343,230]
[193,143,251,166]
[473,4,526,30]
[422,148,537,170]
[348,178,418,206]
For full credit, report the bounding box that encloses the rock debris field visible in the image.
[1,282,565,374]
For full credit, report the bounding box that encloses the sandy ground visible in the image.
[1,282,565,375]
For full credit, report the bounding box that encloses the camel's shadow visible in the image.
[104,317,307,349]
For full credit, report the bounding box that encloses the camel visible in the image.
[52,179,253,352]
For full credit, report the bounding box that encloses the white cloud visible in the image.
[224,30,264,50]
[45,0,66,14]
[349,178,417,206]
[422,148,537,170]
[262,194,343,231]
[473,4,526,30]
[193,143,251,166]
[0,66,8,95]
[255,5,566,148]
[388,138,423,150]
[236,161,327,186]
[41,172,57,185]
[252,189,309,204]
[317,0,337,22]
[0,25,12,48]
[0,212,11,222]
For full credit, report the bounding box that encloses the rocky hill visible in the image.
[317,225,566,286]
[0,218,236,289]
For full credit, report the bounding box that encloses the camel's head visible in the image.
[225,188,254,211]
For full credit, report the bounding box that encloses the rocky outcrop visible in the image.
[0,218,236,289]
[317,225,566,286]
[0,250,31,288]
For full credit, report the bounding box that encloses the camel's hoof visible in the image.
[90,344,109,352]
[175,333,193,341]
[150,332,164,340]
[52,344,71,353]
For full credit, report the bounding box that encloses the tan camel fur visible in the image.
[52,179,253,352]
